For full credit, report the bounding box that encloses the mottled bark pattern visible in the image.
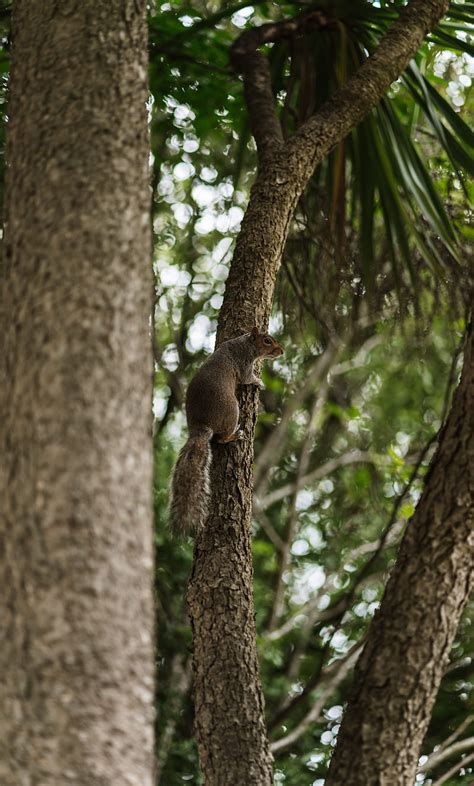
[187,1,453,784]
[0,3,154,785]
[188,409,273,785]
[325,325,474,786]
[187,162,297,785]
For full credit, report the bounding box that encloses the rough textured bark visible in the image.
[187,2,451,784]
[187,419,273,784]
[0,3,154,785]
[325,323,474,785]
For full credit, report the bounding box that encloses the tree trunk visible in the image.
[187,383,273,786]
[186,169,295,786]
[0,3,154,785]
[325,322,474,786]
[186,1,453,784]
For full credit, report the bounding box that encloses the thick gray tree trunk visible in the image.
[186,1,457,784]
[0,3,154,785]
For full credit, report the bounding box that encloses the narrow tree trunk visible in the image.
[325,323,474,786]
[0,3,154,785]
[186,170,296,786]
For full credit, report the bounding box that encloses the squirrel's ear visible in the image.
[251,326,259,338]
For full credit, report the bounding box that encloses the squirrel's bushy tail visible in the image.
[169,426,213,537]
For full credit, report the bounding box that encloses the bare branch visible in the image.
[325,322,473,784]
[444,656,473,675]
[257,450,377,511]
[267,419,438,730]
[288,0,451,176]
[264,531,400,645]
[152,44,230,75]
[433,715,474,757]
[264,590,345,643]
[419,735,474,775]
[270,644,362,754]
[255,327,381,504]
[254,341,341,492]
[330,335,383,377]
[256,508,286,552]
[267,383,329,631]
[430,752,474,786]
[230,10,333,160]
[331,430,438,614]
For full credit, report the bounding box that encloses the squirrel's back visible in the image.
[168,328,284,536]
[186,351,239,439]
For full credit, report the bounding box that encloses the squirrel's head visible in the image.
[251,326,284,359]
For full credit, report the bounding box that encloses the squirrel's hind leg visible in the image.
[215,399,240,444]
[216,426,242,444]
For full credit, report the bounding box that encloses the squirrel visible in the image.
[169,326,284,537]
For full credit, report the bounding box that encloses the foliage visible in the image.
[150,0,473,306]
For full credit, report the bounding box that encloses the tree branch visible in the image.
[257,450,377,510]
[267,415,447,732]
[254,341,340,492]
[230,10,333,160]
[419,735,474,775]
[430,752,474,786]
[264,588,344,644]
[325,322,474,784]
[152,44,230,75]
[270,644,362,754]
[288,0,451,174]
[188,1,454,781]
[256,508,286,552]
[267,382,329,631]
[428,714,474,758]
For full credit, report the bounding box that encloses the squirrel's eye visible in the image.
[263,337,272,345]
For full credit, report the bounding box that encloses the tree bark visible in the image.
[325,322,474,786]
[186,1,453,784]
[0,3,154,785]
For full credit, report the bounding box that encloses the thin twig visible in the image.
[254,341,340,492]
[329,334,383,376]
[270,643,362,754]
[256,508,286,552]
[152,44,230,75]
[434,715,474,759]
[266,424,438,730]
[430,752,474,786]
[419,736,474,775]
[230,9,334,160]
[267,384,329,631]
[256,450,377,510]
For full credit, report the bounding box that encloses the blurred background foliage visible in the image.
[0,0,473,784]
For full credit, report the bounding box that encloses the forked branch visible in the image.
[230,9,333,160]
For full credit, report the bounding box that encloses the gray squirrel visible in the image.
[169,327,284,536]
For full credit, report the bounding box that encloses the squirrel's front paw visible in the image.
[252,376,264,390]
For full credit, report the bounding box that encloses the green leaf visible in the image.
[380,100,459,257]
